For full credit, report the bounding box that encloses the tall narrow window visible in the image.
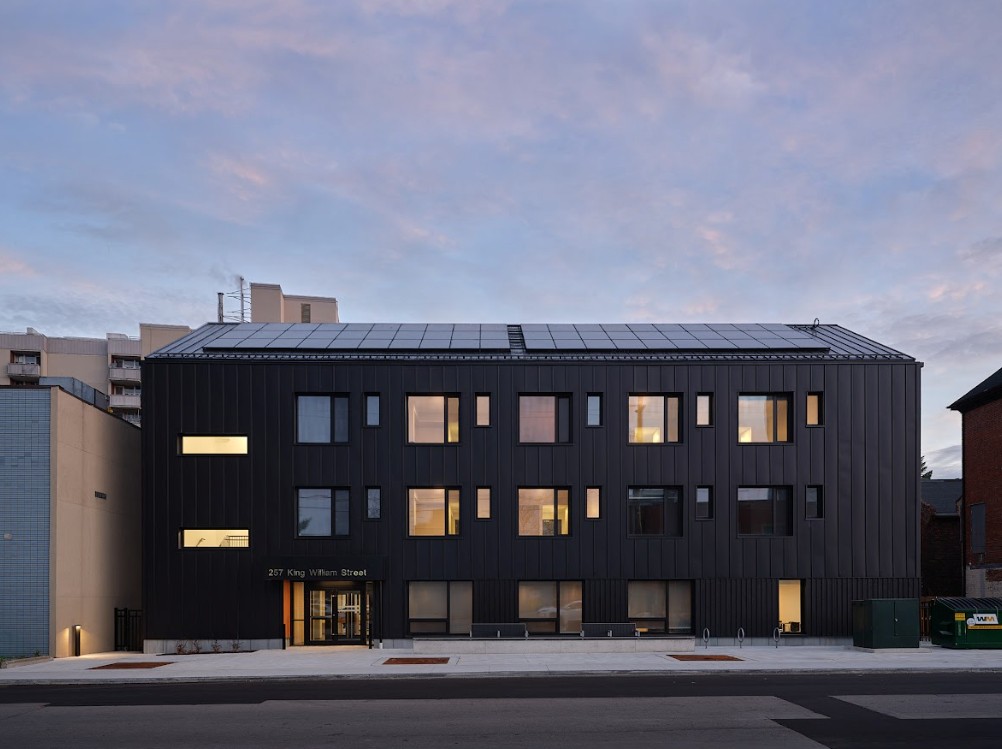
[805,486,823,519]
[366,487,381,520]
[408,488,460,536]
[294,394,330,442]
[696,394,713,427]
[476,487,491,519]
[365,394,380,427]
[628,395,681,443]
[737,486,792,536]
[737,394,790,443]
[518,488,570,536]
[476,394,491,427]
[407,396,460,444]
[586,394,603,427]
[333,396,349,443]
[300,303,311,323]
[586,487,601,519]
[779,580,802,634]
[695,486,713,520]
[806,393,823,426]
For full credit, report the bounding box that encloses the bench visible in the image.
[469,623,529,639]
[580,622,638,638]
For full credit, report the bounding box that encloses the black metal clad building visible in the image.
[141,322,921,649]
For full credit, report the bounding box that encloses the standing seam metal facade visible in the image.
[142,330,921,644]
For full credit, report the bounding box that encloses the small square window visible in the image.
[477,487,491,519]
[695,486,713,519]
[586,487,601,519]
[365,394,380,427]
[806,486,823,519]
[476,395,491,427]
[807,393,823,426]
[696,394,713,427]
[586,394,602,427]
[366,487,381,520]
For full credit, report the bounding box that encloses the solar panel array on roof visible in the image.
[201,323,511,351]
[519,323,825,351]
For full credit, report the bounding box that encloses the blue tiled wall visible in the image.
[0,389,51,657]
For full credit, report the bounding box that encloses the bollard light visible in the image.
[73,625,82,657]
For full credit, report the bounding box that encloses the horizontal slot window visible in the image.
[179,529,249,548]
[179,436,248,454]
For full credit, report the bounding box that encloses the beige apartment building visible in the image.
[2,281,339,428]
[0,383,141,658]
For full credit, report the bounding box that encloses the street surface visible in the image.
[2,672,1001,748]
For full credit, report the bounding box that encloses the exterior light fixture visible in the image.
[73,625,82,657]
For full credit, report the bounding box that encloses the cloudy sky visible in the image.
[2,0,1001,476]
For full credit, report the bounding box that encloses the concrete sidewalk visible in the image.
[1,642,1000,684]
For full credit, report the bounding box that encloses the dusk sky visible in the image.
[2,0,1001,477]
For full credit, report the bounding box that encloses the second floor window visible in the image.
[518,488,570,536]
[407,396,459,444]
[519,395,571,443]
[297,488,349,537]
[628,395,680,443]
[737,394,790,443]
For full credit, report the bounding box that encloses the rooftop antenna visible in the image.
[216,276,250,323]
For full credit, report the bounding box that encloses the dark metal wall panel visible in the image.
[143,356,921,641]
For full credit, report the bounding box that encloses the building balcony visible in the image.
[7,362,41,381]
[117,411,142,427]
[108,367,142,385]
[110,394,142,409]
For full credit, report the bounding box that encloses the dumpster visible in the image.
[930,597,1002,649]
[852,598,920,648]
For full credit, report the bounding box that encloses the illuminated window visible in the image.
[586,394,602,427]
[737,394,790,443]
[408,488,460,536]
[627,487,681,536]
[628,395,680,443]
[806,393,823,426]
[518,488,570,536]
[805,486,823,519]
[519,395,571,443]
[179,529,249,548]
[696,394,713,427]
[779,580,802,634]
[695,486,713,520]
[628,580,692,634]
[179,435,248,454]
[407,396,460,444]
[586,487,601,519]
[408,581,472,635]
[518,581,582,634]
[476,487,491,519]
[476,394,491,427]
[737,486,792,535]
[296,488,349,537]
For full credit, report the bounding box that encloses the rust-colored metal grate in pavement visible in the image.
[383,657,450,665]
[669,654,743,662]
[90,662,174,670]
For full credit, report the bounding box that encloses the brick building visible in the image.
[949,366,1002,596]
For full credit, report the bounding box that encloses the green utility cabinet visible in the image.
[930,598,1002,649]
[852,598,920,648]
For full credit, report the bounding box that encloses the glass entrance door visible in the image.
[308,587,365,644]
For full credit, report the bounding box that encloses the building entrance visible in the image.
[307,585,366,645]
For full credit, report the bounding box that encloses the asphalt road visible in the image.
[2,672,1000,748]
